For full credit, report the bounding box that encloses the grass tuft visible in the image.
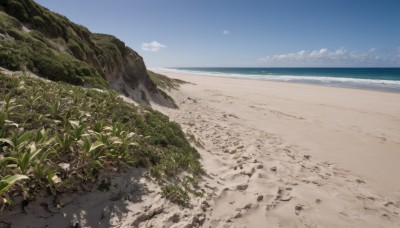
[148,71,187,91]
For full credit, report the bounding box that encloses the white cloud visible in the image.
[259,48,400,66]
[223,30,230,35]
[141,41,167,52]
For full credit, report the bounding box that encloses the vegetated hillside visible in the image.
[148,70,188,91]
[0,0,173,106]
[0,72,203,210]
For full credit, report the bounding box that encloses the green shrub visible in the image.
[30,51,83,84]
[6,1,28,22]
[0,43,27,70]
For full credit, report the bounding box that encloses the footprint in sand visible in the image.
[295,204,304,216]
[276,186,292,202]
[236,184,249,191]
[264,186,294,213]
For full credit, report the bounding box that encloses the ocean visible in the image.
[157,67,400,93]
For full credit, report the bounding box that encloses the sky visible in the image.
[35,0,400,67]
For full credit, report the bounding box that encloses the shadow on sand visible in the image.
[0,168,150,228]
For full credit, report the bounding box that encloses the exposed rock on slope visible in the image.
[0,0,173,106]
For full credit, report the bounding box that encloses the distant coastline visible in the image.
[153,67,400,93]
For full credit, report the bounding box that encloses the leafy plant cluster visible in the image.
[0,73,202,209]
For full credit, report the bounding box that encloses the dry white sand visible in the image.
[1,69,400,227]
[153,71,400,227]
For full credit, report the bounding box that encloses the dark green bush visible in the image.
[6,1,28,22]
[0,43,27,70]
[32,16,45,27]
[31,52,83,85]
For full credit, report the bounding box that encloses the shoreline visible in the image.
[153,68,400,94]
[153,71,400,226]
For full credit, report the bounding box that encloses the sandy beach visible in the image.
[2,70,400,228]
[153,71,400,227]
[1,0,399,227]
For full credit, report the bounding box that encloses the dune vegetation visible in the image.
[0,10,107,88]
[147,70,187,91]
[0,72,203,210]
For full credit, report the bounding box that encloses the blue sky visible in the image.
[36,0,400,67]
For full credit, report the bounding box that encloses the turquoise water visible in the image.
[160,67,400,93]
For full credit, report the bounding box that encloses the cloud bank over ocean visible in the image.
[259,48,400,67]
